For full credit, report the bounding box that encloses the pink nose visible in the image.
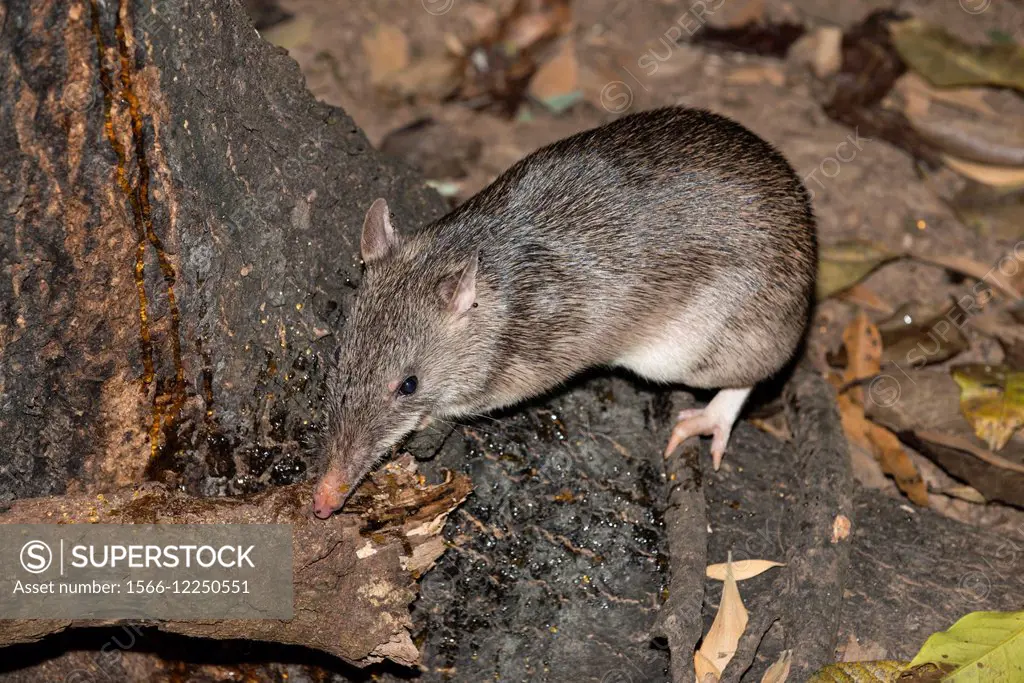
[312,473,350,519]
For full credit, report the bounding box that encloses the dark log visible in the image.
[656,430,707,683]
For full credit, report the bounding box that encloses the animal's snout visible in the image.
[312,470,352,519]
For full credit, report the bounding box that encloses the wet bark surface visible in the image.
[0,0,445,502]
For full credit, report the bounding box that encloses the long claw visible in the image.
[710,427,727,471]
[663,387,751,468]
[663,413,712,459]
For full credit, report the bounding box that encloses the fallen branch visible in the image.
[0,457,471,668]
[656,435,707,683]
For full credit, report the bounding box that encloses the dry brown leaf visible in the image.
[838,394,930,506]
[810,26,843,79]
[363,24,411,85]
[863,419,930,505]
[836,314,929,505]
[761,650,792,683]
[259,15,315,51]
[695,559,749,681]
[461,3,500,44]
[749,415,792,442]
[895,73,998,118]
[706,559,785,581]
[503,0,572,54]
[527,37,579,108]
[839,634,889,662]
[836,284,894,314]
[725,0,765,27]
[904,104,1024,167]
[936,484,987,504]
[942,155,1024,190]
[695,651,721,683]
[842,312,882,405]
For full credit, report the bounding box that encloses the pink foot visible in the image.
[662,387,753,470]
[663,409,730,468]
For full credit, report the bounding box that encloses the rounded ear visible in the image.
[441,251,479,314]
[360,198,400,263]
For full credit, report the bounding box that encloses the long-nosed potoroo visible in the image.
[313,106,816,518]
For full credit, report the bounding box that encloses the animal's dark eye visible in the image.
[398,376,418,396]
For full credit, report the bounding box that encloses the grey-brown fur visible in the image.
[316,107,816,515]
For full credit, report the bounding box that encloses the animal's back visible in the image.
[422,107,816,399]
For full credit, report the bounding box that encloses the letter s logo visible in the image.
[20,540,52,574]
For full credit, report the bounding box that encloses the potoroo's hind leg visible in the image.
[663,386,752,469]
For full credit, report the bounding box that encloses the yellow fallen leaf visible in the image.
[910,610,1024,682]
[889,19,1024,91]
[695,558,749,681]
[937,484,987,504]
[952,364,1024,451]
[761,650,792,683]
[706,559,785,582]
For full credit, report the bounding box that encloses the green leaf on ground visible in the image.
[909,610,1024,682]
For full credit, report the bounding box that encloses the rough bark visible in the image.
[0,457,471,667]
[656,430,707,683]
[0,0,445,502]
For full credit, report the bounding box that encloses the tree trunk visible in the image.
[0,0,445,502]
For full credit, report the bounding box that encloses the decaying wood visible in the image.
[773,363,854,680]
[0,457,471,667]
[656,436,706,683]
